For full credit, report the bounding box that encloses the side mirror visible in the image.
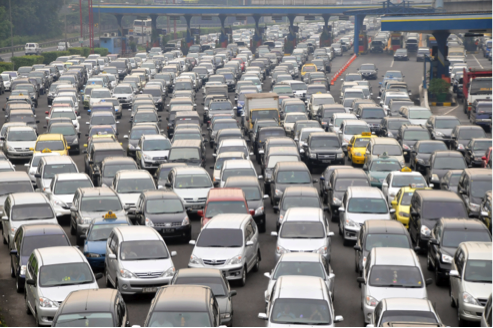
[171,251,177,257]
[338,206,345,212]
[246,240,254,246]
[264,272,271,279]
[258,313,268,320]
[229,290,237,297]
[34,173,41,178]
[213,181,219,187]
[270,231,278,237]
[26,279,36,286]
[334,316,344,323]
[389,208,396,214]
[430,238,439,245]
[189,240,196,245]
[449,269,460,278]
[108,253,116,259]
[356,277,366,285]
[425,278,432,286]
[354,245,362,251]
[95,273,104,280]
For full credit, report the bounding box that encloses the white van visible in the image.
[24,43,40,55]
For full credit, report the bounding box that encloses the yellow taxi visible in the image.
[31,134,70,156]
[63,62,73,70]
[347,132,377,165]
[301,63,317,77]
[391,183,432,228]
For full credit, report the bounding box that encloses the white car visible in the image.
[2,126,37,160]
[88,88,112,109]
[338,120,371,150]
[219,159,261,188]
[212,151,246,182]
[47,107,80,133]
[381,170,429,204]
[215,138,252,161]
[45,173,93,218]
[112,170,156,208]
[167,166,213,213]
[25,152,61,185]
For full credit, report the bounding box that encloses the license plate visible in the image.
[143,287,157,293]
[165,228,175,233]
[322,160,331,163]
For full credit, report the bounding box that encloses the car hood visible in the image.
[121,258,174,273]
[84,240,107,255]
[192,246,242,260]
[278,238,326,251]
[80,210,127,221]
[417,153,432,164]
[6,140,35,148]
[346,212,391,223]
[463,280,492,300]
[174,188,211,200]
[40,281,99,303]
[146,212,185,223]
[360,70,376,74]
[367,285,427,303]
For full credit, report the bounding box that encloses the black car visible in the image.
[378,117,410,138]
[393,48,409,61]
[52,289,129,327]
[253,126,285,160]
[409,140,448,173]
[427,150,466,186]
[408,189,468,251]
[396,124,431,161]
[171,268,237,326]
[143,285,221,327]
[358,63,378,80]
[99,157,138,187]
[84,142,126,185]
[302,132,344,170]
[427,218,491,285]
[269,161,315,207]
[10,224,70,293]
[439,169,463,194]
[458,168,492,217]
[464,138,492,167]
[425,115,460,146]
[450,125,486,155]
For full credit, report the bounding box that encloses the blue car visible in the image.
[83,214,131,270]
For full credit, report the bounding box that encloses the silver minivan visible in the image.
[188,213,260,287]
[105,226,177,295]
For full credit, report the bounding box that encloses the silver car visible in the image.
[35,156,78,192]
[368,298,443,327]
[136,134,171,170]
[25,246,102,326]
[2,126,37,160]
[359,247,431,324]
[263,253,335,304]
[271,207,333,263]
[44,173,93,218]
[258,275,343,327]
[166,166,213,213]
[24,152,60,185]
[338,120,371,150]
[188,213,260,286]
[111,169,156,209]
[105,226,177,295]
[0,122,27,148]
[450,241,492,325]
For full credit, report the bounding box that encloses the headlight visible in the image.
[355,152,362,157]
[119,268,134,279]
[275,189,283,197]
[398,211,410,218]
[365,295,378,307]
[462,292,480,305]
[276,245,287,254]
[435,131,444,137]
[469,203,480,211]
[20,265,26,276]
[182,216,190,225]
[345,218,360,228]
[163,266,175,277]
[39,297,59,308]
[53,199,68,207]
[72,138,78,144]
[85,253,101,258]
[316,246,328,255]
[337,153,345,158]
[333,197,342,205]
[145,218,154,227]
[8,146,14,151]
[228,255,243,265]
[420,225,431,236]
[189,254,201,265]
[441,253,453,263]
[309,153,317,159]
[78,217,92,225]
[143,154,151,160]
[255,207,264,215]
[220,313,231,319]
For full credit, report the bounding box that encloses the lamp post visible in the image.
[9,0,14,69]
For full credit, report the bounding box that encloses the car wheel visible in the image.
[427,252,434,271]
[10,260,15,278]
[435,267,444,286]
[239,266,246,287]
[343,235,351,247]
[253,252,260,272]
[76,234,82,246]
[450,288,456,308]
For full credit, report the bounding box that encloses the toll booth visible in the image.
[358,25,368,55]
[100,36,128,55]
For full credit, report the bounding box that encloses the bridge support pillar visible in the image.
[115,14,123,37]
[432,30,450,80]
[219,14,228,48]
[184,14,194,52]
[150,14,160,48]
[320,14,332,47]
[285,14,297,54]
[353,14,365,55]
[252,14,263,56]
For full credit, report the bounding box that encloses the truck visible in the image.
[462,68,492,116]
[242,93,279,132]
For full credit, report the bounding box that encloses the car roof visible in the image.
[223,159,254,169]
[80,187,117,197]
[373,247,417,266]
[463,168,492,179]
[102,157,136,165]
[11,192,48,204]
[348,186,385,198]
[171,140,202,148]
[334,168,367,178]
[365,220,408,234]
[283,186,318,197]
[37,133,64,141]
[55,173,89,181]
[441,218,488,231]
[116,226,160,241]
[176,268,223,279]
[462,242,492,260]
[432,150,464,158]
[208,188,245,201]
[22,223,66,237]
[42,156,75,165]
[276,161,308,170]
[115,169,153,179]
[371,138,400,145]
[154,285,211,312]
[384,298,433,312]
[62,289,118,314]
[277,276,326,300]
[36,246,85,265]
[0,171,31,182]
[143,190,181,200]
[204,213,250,229]
[279,252,322,263]
[224,176,260,187]
[174,166,208,175]
[285,207,323,222]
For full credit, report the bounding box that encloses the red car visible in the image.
[482,147,492,168]
[230,58,245,72]
[198,188,253,228]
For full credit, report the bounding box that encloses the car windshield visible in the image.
[354,138,371,148]
[148,312,211,327]
[392,175,426,188]
[21,235,70,257]
[50,126,76,136]
[213,121,237,131]
[277,171,311,184]
[361,108,385,119]
[348,198,388,214]
[223,168,256,181]
[146,199,183,214]
[458,129,485,140]
[130,128,158,140]
[11,204,54,221]
[335,178,369,191]
[210,102,232,110]
[81,196,122,212]
[54,312,114,327]
[42,163,77,178]
[282,196,319,211]
[54,180,92,195]
[422,201,467,219]
[91,116,115,125]
[236,186,260,201]
[259,129,285,139]
[120,240,168,260]
[433,157,465,170]
[168,148,200,162]
[205,201,246,217]
[310,137,340,149]
[271,298,331,325]
[372,145,403,156]
[464,260,492,283]
[117,178,155,193]
[114,86,132,94]
[280,221,325,238]
[442,229,491,248]
[93,150,125,163]
[418,143,447,153]
[7,130,36,141]
[174,174,211,188]
[471,180,491,198]
[385,71,402,78]
[473,140,491,151]
[88,223,128,242]
[370,160,401,172]
[218,146,247,157]
[290,83,307,91]
[285,114,307,123]
[360,64,375,70]
[345,125,370,135]
[369,265,423,287]
[273,261,325,280]
[0,181,32,196]
[134,113,157,123]
[52,111,76,120]
[197,228,243,247]
[143,139,171,151]
[403,130,430,141]
[39,262,94,287]
[364,234,410,252]
[380,311,437,326]
[91,90,111,98]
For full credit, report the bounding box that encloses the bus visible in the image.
[133,19,152,36]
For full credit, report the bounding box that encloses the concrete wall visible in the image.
[435,0,492,12]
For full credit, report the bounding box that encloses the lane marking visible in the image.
[390,59,394,68]
[442,104,459,116]
[473,54,483,69]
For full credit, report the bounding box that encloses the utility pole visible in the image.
[8,0,14,69]
[64,0,68,51]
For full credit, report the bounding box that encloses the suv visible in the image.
[24,43,40,55]
[302,132,345,169]
[458,168,492,217]
[189,213,260,286]
[269,162,315,206]
[199,188,252,228]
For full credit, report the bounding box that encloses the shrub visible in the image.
[93,48,109,56]
[11,55,44,69]
[429,78,450,95]
[0,62,13,73]
[41,51,70,65]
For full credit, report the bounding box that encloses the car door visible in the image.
[107,233,119,283]
[26,254,38,312]
[409,197,420,243]
[244,221,255,270]
[450,248,464,301]
[339,192,348,231]
[1,197,10,241]
[12,228,22,276]
[70,190,80,232]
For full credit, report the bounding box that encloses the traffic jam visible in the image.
[0,18,492,328]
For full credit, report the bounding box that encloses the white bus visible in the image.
[133,19,152,36]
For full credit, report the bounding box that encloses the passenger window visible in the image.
[244,223,253,242]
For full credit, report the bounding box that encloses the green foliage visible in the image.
[41,51,70,65]
[93,48,109,56]
[69,47,90,57]
[429,78,450,95]
[11,55,44,70]
[0,62,13,73]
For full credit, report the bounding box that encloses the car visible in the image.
[33,133,70,156]
[399,106,432,126]
[409,140,448,173]
[358,63,378,80]
[2,125,37,160]
[10,224,71,293]
[112,169,156,211]
[427,150,467,186]
[135,134,171,170]
[45,173,93,218]
[258,275,343,326]
[464,138,492,167]
[171,268,237,326]
[393,48,409,61]
[143,285,221,327]
[354,220,413,276]
[218,159,260,188]
[450,125,486,155]
[125,123,161,158]
[365,137,405,168]
[51,289,129,327]
[25,246,102,326]
[449,241,492,326]
[168,139,206,167]
[457,168,492,217]
[269,161,315,206]
[365,154,403,188]
[347,132,376,165]
[302,132,345,170]
[359,247,432,324]
[369,298,444,327]
[212,151,246,182]
[396,124,431,161]
[47,122,81,154]
[34,155,78,193]
[189,213,260,286]
[198,188,252,229]
[378,117,411,138]
[338,120,371,151]
[382,168,428,204]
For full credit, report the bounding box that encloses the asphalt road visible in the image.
[0,37,490,327]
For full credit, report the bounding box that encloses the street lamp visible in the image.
[9,0,14,68]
